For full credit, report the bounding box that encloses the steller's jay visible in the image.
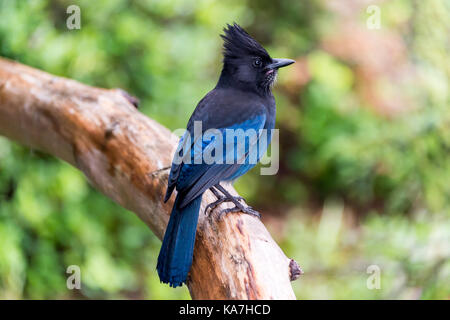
[157,23,294,287]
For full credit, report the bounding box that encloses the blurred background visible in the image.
[0,0,449,299]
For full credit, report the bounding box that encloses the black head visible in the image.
[218,23,294,95]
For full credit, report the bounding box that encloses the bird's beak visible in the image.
[266,58,295,70]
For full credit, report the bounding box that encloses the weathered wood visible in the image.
[0,57,300,299]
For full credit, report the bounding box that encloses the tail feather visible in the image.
[157,193,203,287]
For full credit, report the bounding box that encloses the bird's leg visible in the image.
[204,188,226,215]
[214,184,260,219]
[212,185,244,202]
[214,184,245,203]
[209,186,223,200]
[204,185,244,215]
[204,186,227,215]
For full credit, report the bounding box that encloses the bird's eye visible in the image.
[253,58,262,68]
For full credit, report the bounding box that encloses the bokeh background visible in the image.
[0,0,449,299]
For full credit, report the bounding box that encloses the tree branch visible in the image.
[0,57,300,299]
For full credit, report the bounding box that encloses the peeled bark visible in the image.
[0,57,300,299]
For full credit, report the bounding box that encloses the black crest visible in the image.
[221,23,270,61]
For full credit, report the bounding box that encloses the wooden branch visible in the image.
[0,57,301,299]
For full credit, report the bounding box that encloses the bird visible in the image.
[157,23,294,287]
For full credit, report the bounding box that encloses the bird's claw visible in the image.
[241,206,261,218]
[204,197,225,215]
[204,195,244,215]
[218,205,261,219]
[206,184,258,219]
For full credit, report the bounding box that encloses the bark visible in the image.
[0,57,301,299]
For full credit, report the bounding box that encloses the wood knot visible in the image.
[104,121,120,141]
[149,166,171,179]
[117,88,139,108]
[289,259,303,281]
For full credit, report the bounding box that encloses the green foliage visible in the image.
[0,0,449,299]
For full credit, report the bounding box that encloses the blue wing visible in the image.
[166,113,268,208]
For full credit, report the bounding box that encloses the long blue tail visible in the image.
[157,193,203,287]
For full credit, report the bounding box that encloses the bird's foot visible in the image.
[206,184,259,219]
[204,197,225,215]
[204,193,244,215]
[218,205,261,219]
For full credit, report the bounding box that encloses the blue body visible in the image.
[157,86,276,287]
